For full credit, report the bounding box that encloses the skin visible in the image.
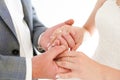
[116,0,120,6]
[56,51,120,80]
[50,26,88,50]
[38,19,74,50]
[32,19,74,79]
[32,45,67,79]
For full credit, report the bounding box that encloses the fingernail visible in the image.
[56,75,60,79]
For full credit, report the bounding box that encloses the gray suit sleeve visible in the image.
[32,7,47,48]
[0,55,26,80]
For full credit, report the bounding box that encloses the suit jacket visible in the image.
[0,0,46,79]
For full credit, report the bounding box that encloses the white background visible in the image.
[32,0,97,27]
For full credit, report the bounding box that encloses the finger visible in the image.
[56,60,74,70]
[48,39,60,49]
[47,35,57,49]
[62,32,75,49]
[45,45,67,59]
[72,43,81,51]
[57,51,76,58]
[52,19,74,31]
[53,39,60,46]
[56,72,74,79]
[69,29,76,41]
[57,57,76,63]
[64,19,74,25]
[57,66,70,73]
[57,35,69,49]
[49,35,69,50]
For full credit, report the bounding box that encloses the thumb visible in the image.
[45,45,67,59]
[64,19,74,25]
[51,19,74,31]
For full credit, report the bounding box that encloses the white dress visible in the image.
[93,0,120,70]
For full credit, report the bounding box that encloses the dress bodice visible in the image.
[93,0,120,69]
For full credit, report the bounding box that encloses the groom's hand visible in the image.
[32,45,68,79]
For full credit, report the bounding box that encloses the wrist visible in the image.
[82,27,91,35]
[32,54,47,78]
[82,27,91,42]
[32,56,41,78]
[83,25,96,35]
[103,66,120,80]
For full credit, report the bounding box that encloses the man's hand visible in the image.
[32,45,68,79]
[38,19,74,50]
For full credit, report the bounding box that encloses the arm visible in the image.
[0,55,26,80]
[32,7,47,49]
[56,51,120,80]
[83,0,106,35]
[0,5,46,80]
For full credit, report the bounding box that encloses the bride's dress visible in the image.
[93,0,120,69]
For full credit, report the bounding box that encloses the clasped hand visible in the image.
[35,19,96,79]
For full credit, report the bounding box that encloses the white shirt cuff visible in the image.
[34,46,42,55]
[25,58,32,80]
[38,33,44,45]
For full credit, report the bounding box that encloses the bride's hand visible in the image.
[56,51,120,80]
[49,26,90,50]
[48,25,75,49]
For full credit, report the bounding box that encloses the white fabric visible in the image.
[93,0,120,70]
[4,0,33,80]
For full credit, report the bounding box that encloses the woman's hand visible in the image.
[48,25,76,50]
[56,51,120,80]
[56,51,104,80]
[38,19,74,50]
[49,26,91,50]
